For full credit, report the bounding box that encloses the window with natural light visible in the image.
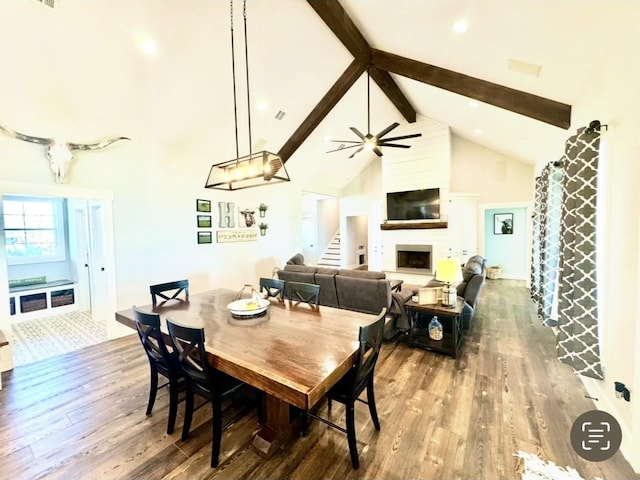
[3,195,67,265]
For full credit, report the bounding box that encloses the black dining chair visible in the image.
[150,279,189,305]
[303,307,387,469]
[259,277,285,300]
[286,281,320,309]
[166,318,259,468]
[132,306,185,435]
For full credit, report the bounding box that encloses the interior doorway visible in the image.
[0,182,118,370]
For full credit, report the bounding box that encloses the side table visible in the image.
[405,297,464,358]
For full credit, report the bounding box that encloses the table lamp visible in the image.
[435,257,462,306]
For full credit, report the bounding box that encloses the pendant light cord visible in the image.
[230,0,239,159]
[243,0,253,157]
[367,66,371,134]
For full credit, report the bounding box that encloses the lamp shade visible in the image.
[435,258,462,284]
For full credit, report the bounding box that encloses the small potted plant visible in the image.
[258,203,269,218]
[259,222,268,236]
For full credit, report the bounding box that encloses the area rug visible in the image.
[515,451,602,480]
[11,310,107,367]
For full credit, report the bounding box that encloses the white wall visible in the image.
[451,134,535,202]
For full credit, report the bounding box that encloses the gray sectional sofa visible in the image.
[277,264,414,339]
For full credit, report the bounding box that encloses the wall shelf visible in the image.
[380,222,448,230]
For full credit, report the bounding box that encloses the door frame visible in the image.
[478,200,533,286]
[0,181,118,371]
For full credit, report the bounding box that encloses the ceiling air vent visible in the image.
[274,110,286,120]
[35,0,56,8]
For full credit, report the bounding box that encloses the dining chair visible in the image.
[303,307,387,469]
[166,318,259,468]
[150,279,189,305]
[132,306,185,435]
[259,277,285,300]
[286,281,320,308]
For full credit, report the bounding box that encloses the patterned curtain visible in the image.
[556,127,602,379]
[530,126,602,379]
[530,164,563,326]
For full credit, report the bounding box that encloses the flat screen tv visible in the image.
[386,188,440,221]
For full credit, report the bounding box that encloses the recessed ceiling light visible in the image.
[258,101,268,111]
[474,128,483,135]
[139,39,157,56]
[469,101,478,108]
[453,20,468,34]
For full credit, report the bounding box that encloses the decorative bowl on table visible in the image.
[226,298,268,318]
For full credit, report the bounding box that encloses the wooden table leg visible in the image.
[251,393,296,458]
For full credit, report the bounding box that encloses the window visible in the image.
[3,195,67,265]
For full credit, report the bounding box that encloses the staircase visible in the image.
[317,231,341,267]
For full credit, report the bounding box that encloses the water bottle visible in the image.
[428,316,443,341]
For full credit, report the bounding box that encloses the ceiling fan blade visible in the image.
[373,147,383,157]
[375,122,399,139]
[348,146,364,158]
[326,144,363,153]
[378,143,411,148]
[380,133,423,142]
[328,140,363,144]
[349,127,366,140]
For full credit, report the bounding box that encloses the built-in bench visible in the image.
[0,330,8,390]
[9,279,77,320]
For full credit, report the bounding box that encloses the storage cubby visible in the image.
[9,280,78,320]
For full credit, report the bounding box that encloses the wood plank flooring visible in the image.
[0,279,638,479]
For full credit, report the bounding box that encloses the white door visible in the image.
[67,200,91,311]
[301,215,317,265]
[449,195,479,263]
[66,199,109,320]
[87,200,109,320]
[368,200,384,271]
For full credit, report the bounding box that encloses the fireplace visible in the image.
[396,244,433,274]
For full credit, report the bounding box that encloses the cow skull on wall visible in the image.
[0,124,130,183]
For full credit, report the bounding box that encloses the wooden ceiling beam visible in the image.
[369,66,416,123]
[278,59,366,163]
[371,49,571,129]
[307,0,416,123]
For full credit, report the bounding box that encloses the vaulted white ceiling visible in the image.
[0,0,637,192]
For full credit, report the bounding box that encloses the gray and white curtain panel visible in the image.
[531,126,603,380]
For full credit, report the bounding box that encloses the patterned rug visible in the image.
[11,311,108,367]
[516,451,602,480]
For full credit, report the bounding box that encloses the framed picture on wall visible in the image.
[196,199,211,212]
[494,213,514,235]
[197,215,212,228]
[197,231,212,244]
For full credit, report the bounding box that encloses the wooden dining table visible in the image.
[115,288,378,458]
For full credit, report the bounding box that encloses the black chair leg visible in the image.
[211,403,223,468]
[182,388,194,441]
[146,365,158,415]
[345,403,359,469]
[167,378,179,434]
[366,381,380,430]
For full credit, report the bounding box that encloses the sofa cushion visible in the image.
[462,260,483,282]
[286,253,305,265]
[314,268,339,308]
[337,269,386,280]
[278,265,317,285]
[335,275,391,315]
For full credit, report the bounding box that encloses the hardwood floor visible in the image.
[0,279,638,479]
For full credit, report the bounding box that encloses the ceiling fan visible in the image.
[327,66,422,159]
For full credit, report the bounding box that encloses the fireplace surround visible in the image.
[396,244,432,274]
